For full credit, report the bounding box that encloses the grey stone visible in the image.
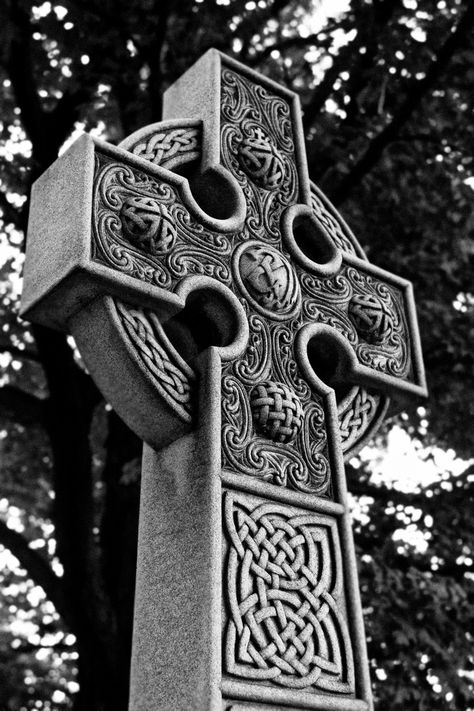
[21,49,427,710]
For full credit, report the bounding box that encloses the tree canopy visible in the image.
[0,1,473,709]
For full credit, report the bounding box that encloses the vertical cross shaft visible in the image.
[21,50,426,711]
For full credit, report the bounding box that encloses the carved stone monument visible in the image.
[21,51,426,711]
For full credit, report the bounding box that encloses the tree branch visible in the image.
[303,37,363,131]
[328,1,474,205]
[0,518,74,629]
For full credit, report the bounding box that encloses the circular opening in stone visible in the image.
[306,333,351,401]
[293,213,335,266]
[186,166,242,221]
[163,288,241,363]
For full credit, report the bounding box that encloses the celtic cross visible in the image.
[22,51,426,711]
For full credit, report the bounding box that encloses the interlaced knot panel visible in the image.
[338,386,387,456]
[224,493,355,694]
[129,127,201,169]
[115,300,195,420]
[250,381,303,444]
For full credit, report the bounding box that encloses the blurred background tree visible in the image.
[0,0,472,709]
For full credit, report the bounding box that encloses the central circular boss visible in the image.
[233,242,301,320]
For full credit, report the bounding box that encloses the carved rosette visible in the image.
[223,492,355,693]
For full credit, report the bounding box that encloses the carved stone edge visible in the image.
[69,294,195,450]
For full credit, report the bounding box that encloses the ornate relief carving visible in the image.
[121,196,176,254]
[126,126,201,170]
[104,115,402,485]
[348,292,395,345]
[250,381,303,443]
[115,299,195,420]
[223,492,355,694]
[234,243,300,320]
[300,264,410,379]
[310,185,364,258]
[338,386,389,458]
[221,371,329,496]
[92,152,231,287]
[237,125,286,191]
[220,69,298,244]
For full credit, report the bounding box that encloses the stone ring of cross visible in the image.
[22,50,426,711]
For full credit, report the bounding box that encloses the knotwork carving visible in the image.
[310,185,364,258]
[114,299,195,421]
[338,386,389,458]
[224,492,355,693]
[348,292,394,345]
[301,264,410,379]
[92,114,403,488]
[250,381,303,443]
[121,196,176,254]
[220,68,298,244]
[234,243,300,319]
[221,372,329,496]
[92,152,230,287]
[237,125,286,191]
[126,126,201,170]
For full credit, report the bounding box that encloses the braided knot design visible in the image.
[237,126,286,191]
[115,300,195,419]
[250,381,303,443]
[121,196,176,255]
[224,493,354,693]
[130,127,200,168]
[338,387,381,454]
[348,293,394,345]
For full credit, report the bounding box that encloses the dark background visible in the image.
[0,1,473,709]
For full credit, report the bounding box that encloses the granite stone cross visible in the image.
[21,50,427,711]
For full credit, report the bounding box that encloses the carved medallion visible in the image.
[250,381,303,443]
[237,125,286,191]
[348,293,394,345]
[234,243,300,319]
[120,195,176,254]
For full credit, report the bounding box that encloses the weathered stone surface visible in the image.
[21,50,427,710]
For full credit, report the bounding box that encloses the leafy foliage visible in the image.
[0,0,472,709]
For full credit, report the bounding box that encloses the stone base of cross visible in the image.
[22,50,426,710]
